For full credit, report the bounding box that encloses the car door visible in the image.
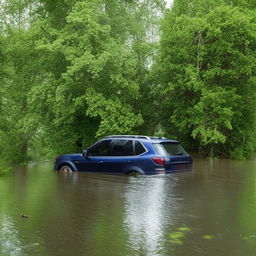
[76,140,112,172]
[98,139,134,174]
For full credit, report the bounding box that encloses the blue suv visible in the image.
[54,135,192,175]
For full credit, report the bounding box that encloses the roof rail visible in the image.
[105,135,151,140]
[149,136,168,140]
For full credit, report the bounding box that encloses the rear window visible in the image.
[135,141,146,155]
[153,143,188,156]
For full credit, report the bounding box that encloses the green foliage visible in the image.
[0,160,11,176]
[0,27,40,163]
[0,0,165,162]
[1,0,256,162]
[85,89,143,137]
[157,4,256,158]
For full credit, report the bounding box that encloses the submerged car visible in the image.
[54,135,192,175]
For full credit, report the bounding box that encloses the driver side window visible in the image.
[87,140,112,156]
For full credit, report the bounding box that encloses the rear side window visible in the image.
[110,140,133,156]
[153,143,188,156]
[135,141,146,155]
[87,140,111,156]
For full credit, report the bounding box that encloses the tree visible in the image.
[156,5,256,158]
[0,0,166,161]
[24,0,164,158]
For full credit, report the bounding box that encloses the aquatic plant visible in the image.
[169,227,191,244]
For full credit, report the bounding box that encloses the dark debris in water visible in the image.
[21,213,30,219]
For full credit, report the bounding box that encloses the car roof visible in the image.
[103,135,179,143]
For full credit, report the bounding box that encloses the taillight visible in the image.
[152,157,165,165]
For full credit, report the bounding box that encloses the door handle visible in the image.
[97,161,104,164]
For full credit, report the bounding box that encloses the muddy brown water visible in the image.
[1,158,256,256]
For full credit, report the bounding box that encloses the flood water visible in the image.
[1,158,256,256]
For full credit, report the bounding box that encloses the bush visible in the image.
[0,161,11,176]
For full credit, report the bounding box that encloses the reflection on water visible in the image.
[124,177,176,256]
[0,159,256,256]
[0,215,22,256]
[0,215,44,256]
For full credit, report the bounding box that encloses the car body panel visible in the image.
[54,135,192,175]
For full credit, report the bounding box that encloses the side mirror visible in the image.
[82,150,88,158]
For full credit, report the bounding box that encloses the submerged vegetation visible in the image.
[0,160,11,176]
[0,0,256,164]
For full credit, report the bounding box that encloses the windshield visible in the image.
[153,143,188,156]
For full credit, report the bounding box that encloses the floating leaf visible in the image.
[169,227,191,245]
[202,235,214,240]
[177,227,191,232]
[169,232,185,239]
[242,235,256,240]
[170,239,183,245]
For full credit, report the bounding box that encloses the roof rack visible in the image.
[105,135,168,140]
[105,135,151,140]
